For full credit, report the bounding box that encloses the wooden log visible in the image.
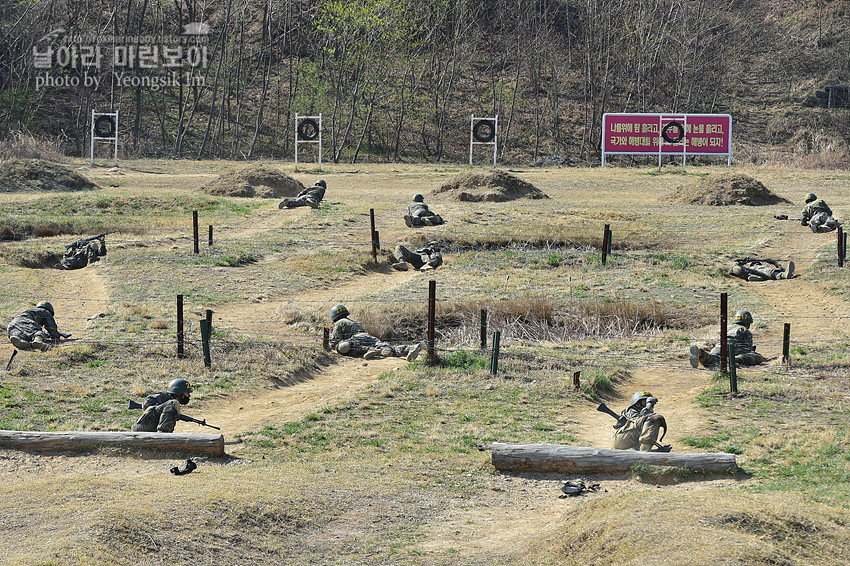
[489,443,736,474]
[0,430,225,456]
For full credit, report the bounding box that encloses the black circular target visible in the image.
[661,121,685,144]
[94,115,116,138]
[297,118,320,141]
[472,120,496,143]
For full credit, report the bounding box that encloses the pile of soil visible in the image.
[671,173,791,206]
[202,164,305,198]
[0,159,98,192]
[433,169,549,202]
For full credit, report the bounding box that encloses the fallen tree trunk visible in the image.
[0,430,225,456]
[488,443,736,473]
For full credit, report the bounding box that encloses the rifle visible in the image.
[596,401,671,452]
[66,232,109,250]
[128,399,221,430]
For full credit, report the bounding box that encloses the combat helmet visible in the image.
[316,179,327,188]
[734,310,753,326]
[330,304,349,322]
[805,193,817,204]
[167,378,192,395]
[36,301,54,315]
[412,193,424,202]
[630,391,653,407]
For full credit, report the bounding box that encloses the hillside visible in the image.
[1,0,848,164]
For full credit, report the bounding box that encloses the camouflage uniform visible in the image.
[611,405,666,451]
[693,323,767,367]
[801,199,839,233]
[329,316,417,358]
[405,202,444,227]
[6,307,62,351]
[280,184,326,209]
[393,243,443,271]
[60,237,107,270]
[728,257,791,281]
[131,391,181,433]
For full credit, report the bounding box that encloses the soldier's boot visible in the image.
[391,261,409,271]
[689,345,700,368]
[32,337,51,352]
[784,261,795,279]
[9,336,33,351]
[404,215,414,228]
[405,343,422,362]
[308,199,320,209]
[363,349,382,360]
[695,348,716,369]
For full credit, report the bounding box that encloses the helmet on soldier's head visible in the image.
[36,301,54,315]
[734,310,753,325]
[316,179,327,189]
[630,391,653,407]
[805,193,817,204]
[330,304,349,322]
[412,194,424,202]
[167,378,192,395]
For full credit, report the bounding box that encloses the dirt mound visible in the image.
[202,164,305,198]
[433,169,549,202]
[0,159,98,192]
[672,173,791,206]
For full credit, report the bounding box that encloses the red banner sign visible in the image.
[602,113,731,164]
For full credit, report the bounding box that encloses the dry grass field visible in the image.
[0,158,849,565]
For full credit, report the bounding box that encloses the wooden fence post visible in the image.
[177,295,185,359]
[601,224,610,265]
[427,279,436,365]
[572,371,581,389]
[192,211,199,254]
[370,208,377,262]
[208,225,213,247]
[782,323,791,365]
[199,319,212,368]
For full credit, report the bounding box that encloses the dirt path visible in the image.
[204,356,404,438]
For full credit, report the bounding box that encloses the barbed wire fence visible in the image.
[3,208,848,391]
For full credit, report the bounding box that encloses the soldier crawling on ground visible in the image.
[801,192,839,233]
[329,304,422,361]
[404,193,444,227]
[59,234,107,270]
[610,391,670,452]
[689,309,767,369]
[391,241,443,272]
[131,379,193,433]
[6,301,70,351]
[728,257,794,281]
[279,179,326,209]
